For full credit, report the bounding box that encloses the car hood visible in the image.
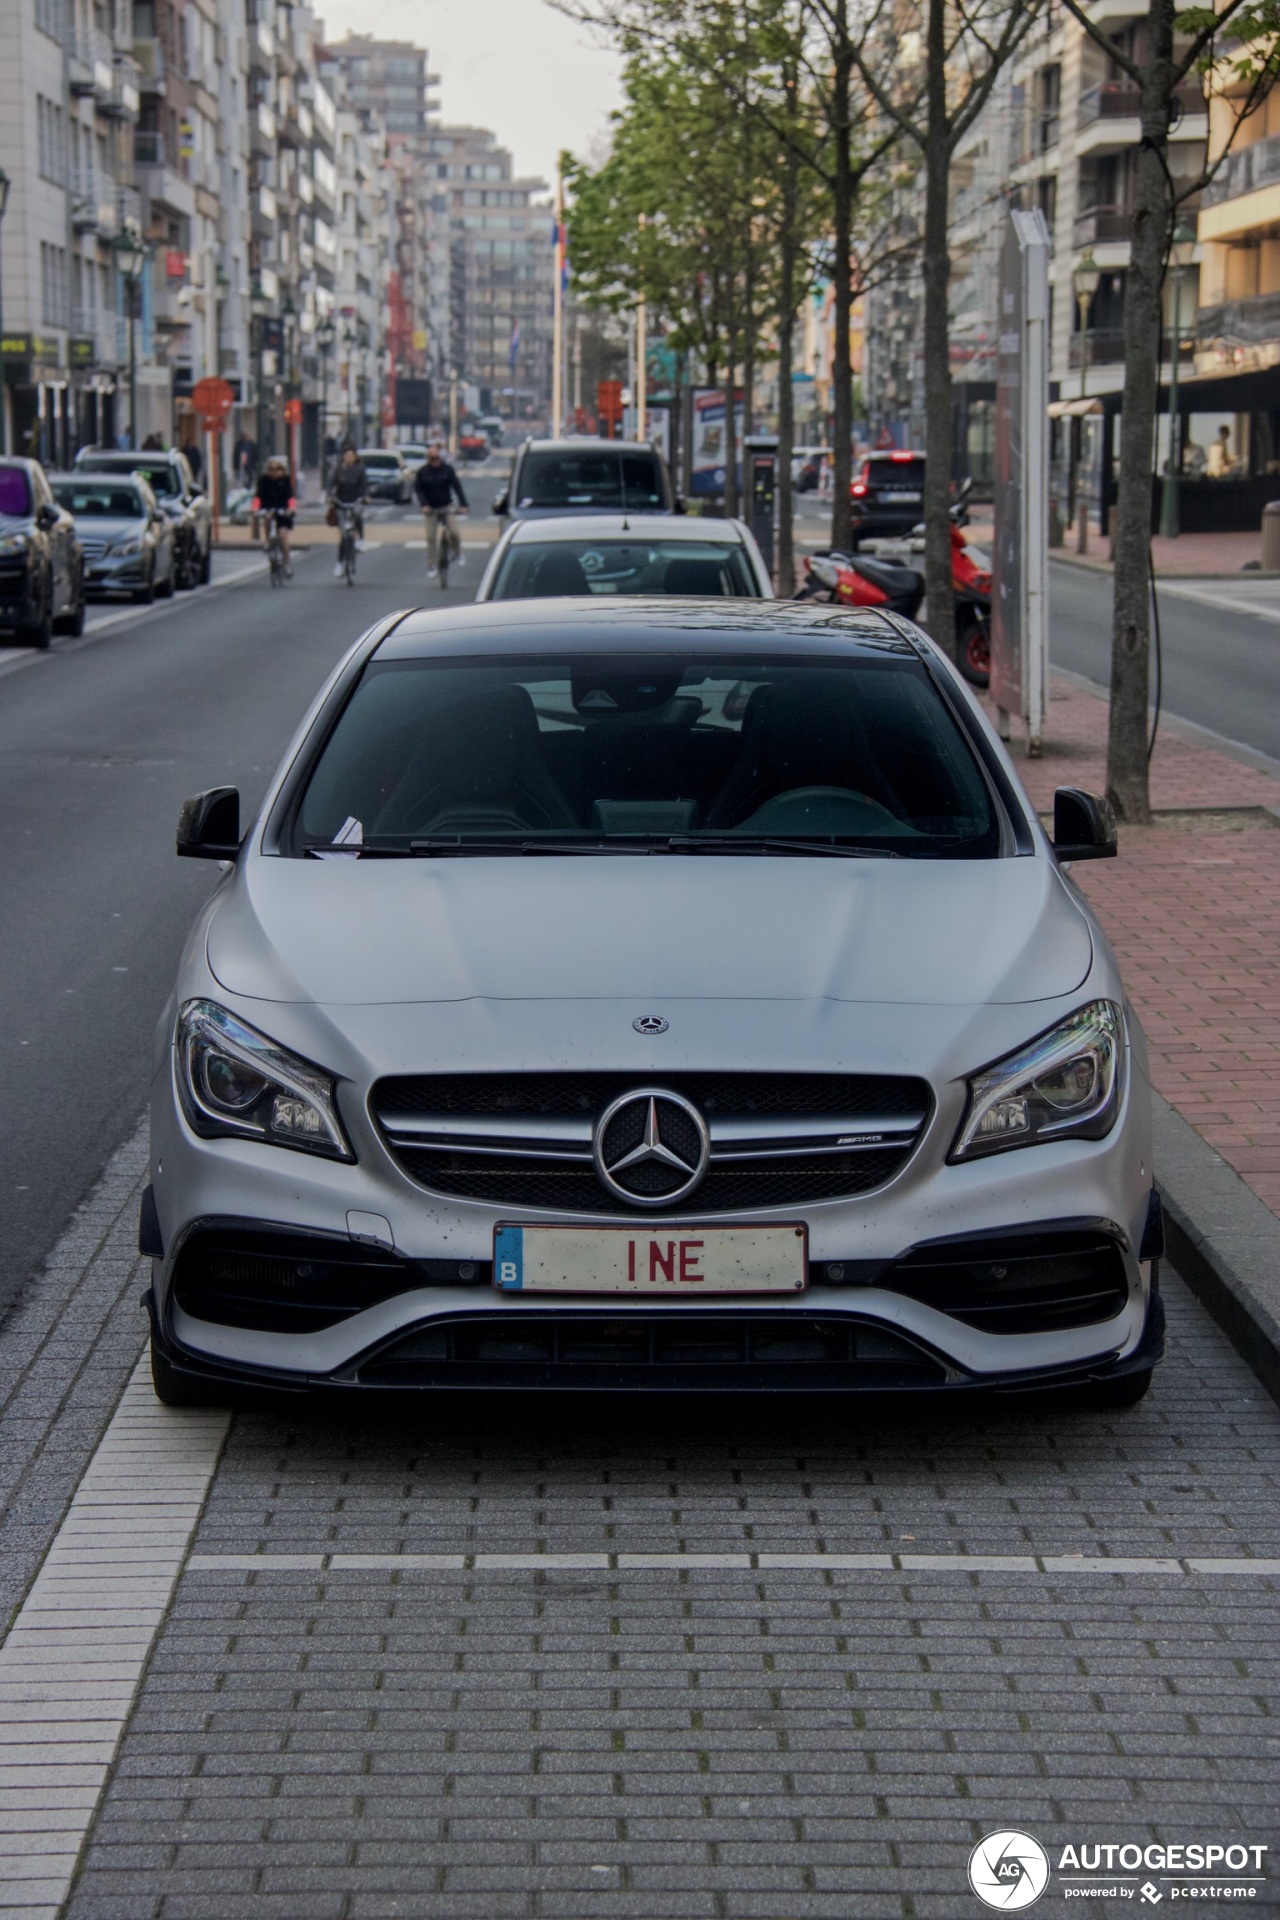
[73,515,146,537]
[207,855,1092,1009]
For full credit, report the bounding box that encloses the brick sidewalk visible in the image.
[988,676,1280,1217]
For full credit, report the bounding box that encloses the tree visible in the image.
[1058,0,1280,820]
[852,0,1044,655]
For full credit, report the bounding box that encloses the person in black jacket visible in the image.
[413,444,469,576]
[253,456,295,574]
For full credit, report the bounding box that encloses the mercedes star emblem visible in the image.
[632,1015,669,1035]
[593,1088,710,1208]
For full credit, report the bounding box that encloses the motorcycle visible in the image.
[795,484,993,690]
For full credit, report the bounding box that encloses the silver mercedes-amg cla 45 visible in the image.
[145,599,1163,1407]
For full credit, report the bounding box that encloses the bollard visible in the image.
[1262,499,1280,573]
[1076,501,1089,555]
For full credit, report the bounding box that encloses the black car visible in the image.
[0,458,85,648]
[849,451,927,547]
[74,448,212,587]
[494,438,678,525]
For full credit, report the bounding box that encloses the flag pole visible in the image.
[636,212,647,444]
[551,159,564,436]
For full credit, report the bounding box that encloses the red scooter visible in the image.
[796,486,993,689]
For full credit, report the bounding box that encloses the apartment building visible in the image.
[429,124,553,417]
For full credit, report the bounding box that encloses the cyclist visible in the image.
[252,456,295,577]
[413,443,469,578]
[328,446,369,578]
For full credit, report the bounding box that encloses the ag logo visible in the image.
[968,1831,1050,1910]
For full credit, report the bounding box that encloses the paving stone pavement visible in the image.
[58,1269,1280,1920]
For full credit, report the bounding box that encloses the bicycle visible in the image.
[424,506,464,589]
[335,504,360,586]
[264,512,289,587]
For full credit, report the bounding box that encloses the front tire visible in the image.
[25,577,53,650]
[150,1335,228,1408]
[198,543,212,585]
[133,567,156,606]
[54,576,87,636]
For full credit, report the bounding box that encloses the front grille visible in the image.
[374,1072,931,1215]
[357,1313,948,1389]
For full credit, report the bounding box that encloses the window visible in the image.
[34,0,64,42]
[41,244,69,328]
[38,98,67,185]
[1037,64,1060,152]
[491,540,760,601]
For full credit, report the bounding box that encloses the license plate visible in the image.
[494,1224,807,1295]
[882,490,920,503]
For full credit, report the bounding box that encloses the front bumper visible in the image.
[86,556,149,590]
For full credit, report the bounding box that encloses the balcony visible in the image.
[132,36,165,93]
[1068,327,1127,368]
[251,17,273,69]
[69,27,114,101]
[134,131,194,217]
[70,165,120,236]
[251,101,276,153]
[1073,203,1132,245]
[1077,82,1205,154]
[1195,289,1280,348]
[106,55,141,121]
[1200,131,1280,243]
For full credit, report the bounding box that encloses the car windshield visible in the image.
[490,540,758,599]
[0,467,33,517]
[52,482,144,517]
[516,451,666,511]
[292,651,1000,859]
[361,454,398,469]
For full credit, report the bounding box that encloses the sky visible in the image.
[315,0,623,187]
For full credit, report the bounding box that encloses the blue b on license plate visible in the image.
[494,1224,807,1295]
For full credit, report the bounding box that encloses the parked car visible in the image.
[74,447,211,587]
[147,598,1160,1412]
[475,514,773,601]
[791,445,828,492]
[49,472,176,604]
[849,450,928,547]
[0,457,85,646]
[458,431,491,463]
[494,438,678,524]
[477,415,506,449]
[356,448,412,504]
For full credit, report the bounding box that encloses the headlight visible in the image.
[0,532,29,553]
[175,999,352,1160]
[111,537,143,556]
[951,1000,1124,1161]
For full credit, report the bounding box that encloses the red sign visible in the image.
[283,397,303,426]
[165,249,188,281]
[191,376,235,430]
[597,380,623,423]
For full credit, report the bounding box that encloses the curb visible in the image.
[1049,552,1276,580]
[1152,1090,1280,1405]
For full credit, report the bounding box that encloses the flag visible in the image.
[508,322,520,370]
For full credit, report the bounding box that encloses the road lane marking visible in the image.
[182,1550,1280,1577]
[1152,579,1280,623]
[0,1360,229,1915]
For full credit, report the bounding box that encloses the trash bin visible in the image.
[1262,499,1280,574]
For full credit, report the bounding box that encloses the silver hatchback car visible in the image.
[145,600,1162,1407]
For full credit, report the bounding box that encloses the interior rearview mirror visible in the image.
[36,501,59,531]
[177,786,241,860]
[1052,787,1117,862]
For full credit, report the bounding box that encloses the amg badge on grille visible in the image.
[594,1089,709,1207]
[632,1015,669,1035]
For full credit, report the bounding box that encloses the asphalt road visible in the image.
[0,474,505,1318]
[1048,561,1280,763]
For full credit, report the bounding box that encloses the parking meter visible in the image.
[743,434,778,579]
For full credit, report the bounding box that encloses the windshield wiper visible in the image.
[306,834,901,860]
[660,835,900,859]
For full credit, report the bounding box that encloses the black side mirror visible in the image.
[673,495,687,515]
[1052,787,1117,862]
[36,501,60,531]
[177,786,241,860]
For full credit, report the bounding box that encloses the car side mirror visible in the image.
[1052,787,1117,862]
[36,501,60,531]
[492,491,508,515]
[673,495,687,515]
[177,786,241,860]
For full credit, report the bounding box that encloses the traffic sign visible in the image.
[283,397,303,426]
[192,376,234,430]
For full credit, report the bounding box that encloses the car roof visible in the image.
[49,470,146,490]
[864,449,925,461]
[518,439,663,458]
[78,449,181,466]
[357,447,402,458]
[504,514,748,546]
[375,598,917,663]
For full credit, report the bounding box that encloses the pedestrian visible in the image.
[233,433,258,489]
[183,438,203,484]
[142,432,164,451]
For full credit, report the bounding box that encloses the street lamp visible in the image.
[316,316,335,476]
[0,167,10,455]
[113,231,147,450]
[1159,220,1197,541]
[1072,248,1101,553]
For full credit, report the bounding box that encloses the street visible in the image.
[0,475,504,1323]
[0,490,1276,1919]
